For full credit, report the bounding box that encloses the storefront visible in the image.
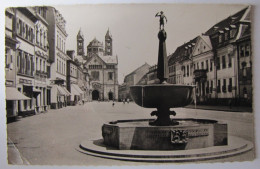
[6,87,31,119]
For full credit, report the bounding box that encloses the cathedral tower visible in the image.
[105,28,112,56]
[77,29,85,56]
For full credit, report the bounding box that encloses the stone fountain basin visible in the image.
[130,84,194,108]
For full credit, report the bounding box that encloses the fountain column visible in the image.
[157,29,169,84]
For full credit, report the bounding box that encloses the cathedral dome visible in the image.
[88,38,103,48]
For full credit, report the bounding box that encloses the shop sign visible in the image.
[19,78,32,84]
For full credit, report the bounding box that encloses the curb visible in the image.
[7,137,30,165]
[185,106,252,113]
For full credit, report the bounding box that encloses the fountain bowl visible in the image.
[130,84,194,108]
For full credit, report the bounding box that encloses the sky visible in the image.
[54,4,246,84]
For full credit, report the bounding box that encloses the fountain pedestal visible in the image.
[102,119,227,150]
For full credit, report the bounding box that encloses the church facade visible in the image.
[77,29,118,101]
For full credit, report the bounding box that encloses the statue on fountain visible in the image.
[155,11,167,30]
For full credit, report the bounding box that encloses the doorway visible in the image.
[92,90,99,100]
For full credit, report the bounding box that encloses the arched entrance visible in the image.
[108,92,113,100]
[92,90,99,100]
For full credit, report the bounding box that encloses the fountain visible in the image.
[78,12,253,162]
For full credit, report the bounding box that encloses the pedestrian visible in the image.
[112,101,115,107]
[123,99,125,104]
[127,98,129,104]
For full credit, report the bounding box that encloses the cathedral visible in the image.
[76,29,118,101]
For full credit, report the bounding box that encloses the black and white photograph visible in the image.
[1,0,260,169]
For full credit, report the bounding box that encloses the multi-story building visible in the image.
[5,8,30,119]
[119,63,150,100]
[167,6,252,106]
[46,7,71,109]
[235,9,252,106]
[15,7,38,116]
[33,7,49,112]
[84,29,119,101]
[66,50,84,105]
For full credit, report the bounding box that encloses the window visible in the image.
[17,50,21,71]
[206,60,208,71]
[210,61,213,71]
[206,81,209,94]
[108,72,113,80]
[219,35,222,43]
[43,61,45,72]
[245,44,250,56]
[224,32,228,41]
[57,35,59,47]
[36,58,38,71]
[216,57,220,70]
[230,28,237,38]
[201,62,204,70]
[240,45,245,57]
[228,54,232,67]
[5,48,10,67]
[183,66,186,77]
[57,59,58,71]
[40,59,42,71]
[187,65,189,77]
[217,80,221,93]
[222,79,226,93]
[242,62,247,77]
[228,78,232,92]
[210,80,213,93]
[91,71,100,80]
[222,55,226,69]
[18,19,23,36]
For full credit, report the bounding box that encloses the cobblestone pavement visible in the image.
[6,102,255,166]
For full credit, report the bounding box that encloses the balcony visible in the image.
[193,69,207,82]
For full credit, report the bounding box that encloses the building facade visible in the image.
[46,7,71,109]
[119,63,150,100]
[83,29,119,101]
[66,50,85,105]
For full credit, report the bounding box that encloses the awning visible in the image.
[70,85,81,96]
[6,87,31,100]
[72,84,84,94]
[62,87,71,96]
[57,85,67,96]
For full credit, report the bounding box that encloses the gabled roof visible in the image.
[205,6,249,36]
[100,55,118,64]
[168,37,198,65]
[125,63,150,77]
[85,53,106,66]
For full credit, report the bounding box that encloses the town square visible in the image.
[1,1,259,168]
